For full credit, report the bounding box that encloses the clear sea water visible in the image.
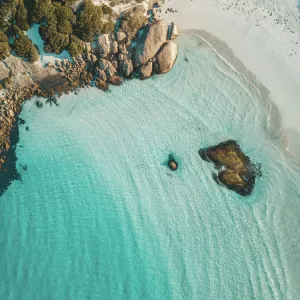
[1,36,300,299]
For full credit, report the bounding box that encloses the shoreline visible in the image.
[0,12,179,197]
[164,0,300,156]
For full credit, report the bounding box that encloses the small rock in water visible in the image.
[168,159,178,171]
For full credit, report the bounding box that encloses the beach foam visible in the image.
[164,0,300,155]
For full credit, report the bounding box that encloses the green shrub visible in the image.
[0,1,18,31]
[32,0,54,23]
[15,0,30,31]
[102,4,112,15]
[13,27,39,62]
[76,0,104,42]
[0,42,10,60]
[102,21,115,34]
[0,30,9,43]
[68,35,84,57]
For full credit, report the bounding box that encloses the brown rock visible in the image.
[96,78,109,91]
[108,76,123,86]
[134,20,169,65]
[153,41,178,74]
[138,61,153,80]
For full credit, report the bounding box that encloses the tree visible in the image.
[0,42,10,60]
[13,26,39,62]
[15,0,30,31]
[76,0,104,42]
[32,0,54,23]
[0,30,10,60]
[0,1,18,31]
[102,20,115,34]
[102,4,112,15]
[54,3,76,35]
[68,35,83,57]
[28,45,39,63]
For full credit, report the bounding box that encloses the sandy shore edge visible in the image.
[164,0,300,156]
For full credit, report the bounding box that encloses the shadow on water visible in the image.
[0,117,22,198]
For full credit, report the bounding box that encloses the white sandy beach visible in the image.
[164,0,300,153]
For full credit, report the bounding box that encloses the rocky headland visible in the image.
[0,1,179,196]
[199,140,262,196]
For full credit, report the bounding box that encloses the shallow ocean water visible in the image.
[1,36,300,299]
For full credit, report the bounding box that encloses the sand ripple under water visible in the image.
[0,35,300,299]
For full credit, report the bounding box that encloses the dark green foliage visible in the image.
[102,4,112,15]
[40,22,70,53]
[0,30,9,43]
[0,30,10,60]
[102,20,115,34]
[0,42,10,60]
[68,35,83,57]
[15,0,30,31]
[0,1,18,31]
[38,2,75,53]
[54,2,76,35]
[76,0,104,42]
[32,0,54,23]
[13,26,39,62]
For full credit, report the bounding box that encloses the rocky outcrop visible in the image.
[95,78,108,91]
[134,20,169,66]
[168,22,179,40]
[96,34,118,58]
[119,56,134,77]
[0,9,180,197]
[153,41,178,74]
[168,159,178,171]
[138,61,153,80]
[0,62,9,81]
[199,140,262,196]
[108,76,123,86]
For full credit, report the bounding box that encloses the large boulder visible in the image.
[0,62,9,81]
[96,34,114,58]
[119,57,134,77]
[138,61,153,80]
[134,20,169,66]
[153,41,178,74]
[168,22,179,40]
[108,76,123,86]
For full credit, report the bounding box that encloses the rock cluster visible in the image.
[0,10,179,196]
[199,140,262,196]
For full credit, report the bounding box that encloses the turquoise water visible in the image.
[1,36,300,299]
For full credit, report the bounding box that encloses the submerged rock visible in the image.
[153,41,178,74]
[199,140,261,196]
[168,159,178,171]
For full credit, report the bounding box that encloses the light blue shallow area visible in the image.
[1,36,300,299]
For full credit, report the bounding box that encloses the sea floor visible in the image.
[1,35,300,299]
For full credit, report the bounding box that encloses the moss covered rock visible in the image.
[199,140,261,196]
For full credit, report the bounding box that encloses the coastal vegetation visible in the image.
[13,26,39,62]
[0,30,10,60]
[0,0,180,197]
[0,0,117,60]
